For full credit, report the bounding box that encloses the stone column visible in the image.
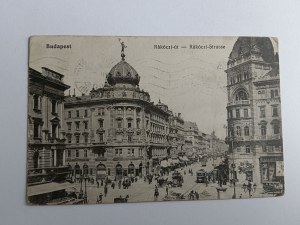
[62,149,66,166]
[123,107,126,128]
[54,149,57,167]
[133,107,137,128]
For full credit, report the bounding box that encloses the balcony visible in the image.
[227,100,250,107]
[113,156,124,161]
[65,158,89,162]
[96,128,105,133]
[48,134,65,144]
[95,156,107,161]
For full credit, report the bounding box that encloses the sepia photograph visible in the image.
[27,36,284,205]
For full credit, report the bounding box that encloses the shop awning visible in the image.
[27,182,74,197]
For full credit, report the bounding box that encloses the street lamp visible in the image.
[78,174,89,204]
[231,163,237,199]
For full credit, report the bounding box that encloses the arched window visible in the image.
[244,126,250,136]
[235,90,248,101]
[128,163,135,177]
[96,163,107,180]
[236,126,241,136]
[261,125,267,136]
[116,164,123,179]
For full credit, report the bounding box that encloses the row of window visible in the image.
[150,123,165,132]
[33,95,58,114]
[67,134,91,144]
[33,123,58,139]
[67,121,89,131]
[228,108,249,119]
[228,105,279,119]
[258,89,280,99]
[259,105,279,118]
[67,149,88,158]
[150,113,165,123]
[67,148,145,159]
[115,118,140,129]
[68,109,89,118]
[228,123,280,137]
[229,71,251,85]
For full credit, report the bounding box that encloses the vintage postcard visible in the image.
[27,36,284,205]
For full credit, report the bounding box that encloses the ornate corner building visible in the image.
[27,67,70,185]
[63,50,176,180]
[225,37,283,186]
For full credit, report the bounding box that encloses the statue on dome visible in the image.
[119,38,127,60]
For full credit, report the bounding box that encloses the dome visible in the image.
[229,37,274,63]
[106,60,140,86]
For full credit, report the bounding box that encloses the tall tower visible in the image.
[225,37,283,187]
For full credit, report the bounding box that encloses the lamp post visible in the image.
[230,138,238,199]
[78,174,89,204]
[231,163,237,199]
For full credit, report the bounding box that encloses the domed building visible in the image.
[64,46,173,180]
[225,37,283,189]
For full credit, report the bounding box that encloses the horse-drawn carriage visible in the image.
[114,195,129,203]
[163,191,185,201]
[157,177,169,187]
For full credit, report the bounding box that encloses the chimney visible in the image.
[73,88,76,97]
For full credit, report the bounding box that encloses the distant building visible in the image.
[225,37,283,186]
[184,121,202,157]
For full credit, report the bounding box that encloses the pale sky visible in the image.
[29,36,278,139]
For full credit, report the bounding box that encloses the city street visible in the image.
[72,157,273,204]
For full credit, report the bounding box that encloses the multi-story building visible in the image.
[28,67,70,171]
[64,50,172,179]
[225,37,283,186]
[27,67,71,204]
[184,121,202,158]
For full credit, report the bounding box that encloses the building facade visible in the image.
[27,67,71,204]
[28,67,70,172]
[64,51,172,179]
[225,37,283,186]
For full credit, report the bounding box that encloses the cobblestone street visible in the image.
[72,158,274,204]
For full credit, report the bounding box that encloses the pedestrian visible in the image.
[154,188,159,200]
[104,185,108,197]
[195,191,199,200]
[111,181,115,189]
[247,180,252,197]
[166,186,169,196]
[101,180,103,186]
[96,180,99,188]
[98,193,103,203]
